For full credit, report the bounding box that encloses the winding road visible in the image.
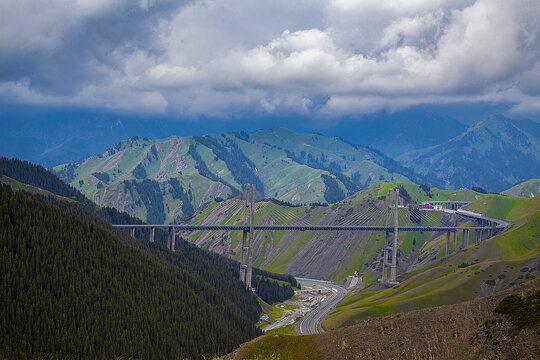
[294,278,347,334]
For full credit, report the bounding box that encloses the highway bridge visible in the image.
[113,185,508,288]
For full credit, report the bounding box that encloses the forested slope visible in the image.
[0,184,265,359]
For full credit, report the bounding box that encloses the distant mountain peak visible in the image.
[398,115,540,192]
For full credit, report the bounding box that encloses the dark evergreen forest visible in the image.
[0,184,263,359]
[0,157,299,358]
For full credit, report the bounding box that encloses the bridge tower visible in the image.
[380,188,399,285]
[239,185,250,285]
[390,187,399,283]
[245,184,256,290]
[239,184,256,290]
[381,188,392,283]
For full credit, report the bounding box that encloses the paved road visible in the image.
[294,278,347,335]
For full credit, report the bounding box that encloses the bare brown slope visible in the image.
[227,279,539,360]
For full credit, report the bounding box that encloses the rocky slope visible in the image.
[227,279,540,360]
[186,182,490,281]
[54,128,417,223]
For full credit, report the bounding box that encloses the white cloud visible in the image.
[0,0,539,118]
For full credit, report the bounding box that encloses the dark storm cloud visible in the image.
[1,0,539,117]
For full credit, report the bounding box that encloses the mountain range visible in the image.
[53,128,418,223]
[2,107,539,193]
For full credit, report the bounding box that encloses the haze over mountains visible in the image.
[399,115,540,191]
[2,108,538,196]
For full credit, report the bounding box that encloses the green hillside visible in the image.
[502,179,540,198]
[53,129,416,223]
[322,195,540,329]
[465,194,540,222]
[350,181,488,203]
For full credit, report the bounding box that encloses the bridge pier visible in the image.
[150,227,155,243]
[168,227,175,250]
[380,189,392,284]
[381,231,390,282]
[390,188,399,283]
[130,227,135,238]
[445,232,450,256]
[245,184,256,290]
[240,185,251,284]
[453,230,457,252]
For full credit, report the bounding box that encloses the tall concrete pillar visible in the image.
[380,189,393,284]
[171,228,176,251]
[381,231,390,282]
[130,227,135,238]
[390,188,399,283]
[463,229,469,248]
[167,227,175,250]
[150,227,155,243]
[245,184,255,290]
[446,231,450,256]
[240,185,250,283]
[453,231,457,252]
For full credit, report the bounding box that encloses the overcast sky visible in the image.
[1,0,539,120]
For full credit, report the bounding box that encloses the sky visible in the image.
[1,0,539,123]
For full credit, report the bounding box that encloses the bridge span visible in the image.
[113,223,502,232]
[113,185,508,288]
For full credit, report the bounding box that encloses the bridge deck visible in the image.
[113,224,502,231]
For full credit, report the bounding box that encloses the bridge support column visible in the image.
[130,227,135,238]
[380,189,393,284]
[390,188,399,283]
[245,184,256,290]
[240,185,251,284]
[463,229,469,248]
[453,231,457,252]
[446,231,450,256]
[381,231,390,282]
[168,227,175,250]
[150,227,155,243]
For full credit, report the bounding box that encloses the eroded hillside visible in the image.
[227,279,540,360]
[186,182,491,281]
[53,128,415,223]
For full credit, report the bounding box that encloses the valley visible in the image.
[2,127,539,359]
